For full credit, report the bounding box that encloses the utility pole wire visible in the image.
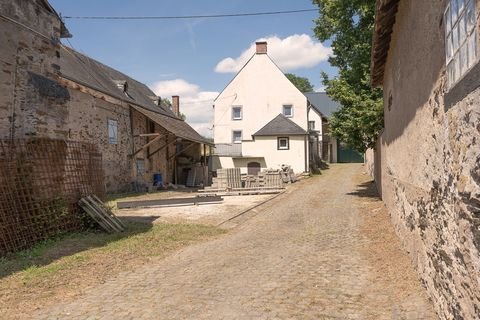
[63,8,318,20]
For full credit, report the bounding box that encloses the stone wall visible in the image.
[0,0,66,140]
[0,0,181,193]
[378,0,480,318]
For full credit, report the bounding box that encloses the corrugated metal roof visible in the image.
[253,114,307,136]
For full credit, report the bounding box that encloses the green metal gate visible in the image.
[337,141,364,163]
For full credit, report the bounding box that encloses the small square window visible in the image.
[232,106,242,120]
[232,130,242,144]
[108,119,118,144]
[277,137,289,150]
[283,105,293,117]
[308,121,315,130]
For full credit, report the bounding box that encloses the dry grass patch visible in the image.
[0,221,226,319]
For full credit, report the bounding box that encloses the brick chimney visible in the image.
[172,95,180,116]
[256,41,267,54]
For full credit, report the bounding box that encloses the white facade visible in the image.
[213,42,311,174]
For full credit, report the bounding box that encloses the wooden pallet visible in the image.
[215,168,242,189]
[201,189,284,197]
[117,195,224,209]
[79,195,125,233]
[199,186,285,193]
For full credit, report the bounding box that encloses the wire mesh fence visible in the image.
[0,138,105,256]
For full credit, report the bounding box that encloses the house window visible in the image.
[445,0,477,87]
[232,130,242,144]
[283,105,293,117]
[232,106,242,120]
[107,119,118,144]
[277,137,289,150]
[136,159,145,176]
[308,121,315,130]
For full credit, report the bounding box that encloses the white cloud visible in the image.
[214,34,332,73]
[149,79,217,138]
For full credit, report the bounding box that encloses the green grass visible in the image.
[0,221,226,285]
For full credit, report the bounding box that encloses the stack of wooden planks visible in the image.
[79,195,125,233]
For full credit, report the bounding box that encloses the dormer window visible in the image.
[113,80,132,98]
[149,95,161,106]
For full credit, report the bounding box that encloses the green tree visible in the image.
[285,73,314,93]
[312,0,383,153]
[161,98,186,120]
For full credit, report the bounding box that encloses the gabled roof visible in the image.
[253,114,307,136]
[58,46,210,145]
[40,0,71,38]
[59,46,177,117]
[214,50,305,102]
[371,0,400,87]
[304,92,340,119]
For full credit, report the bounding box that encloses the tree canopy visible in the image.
[285,73,314,93]
[312,0,383,153]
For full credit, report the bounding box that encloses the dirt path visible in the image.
[33,164,436,319]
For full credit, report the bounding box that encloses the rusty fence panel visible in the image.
[0,138,105,255]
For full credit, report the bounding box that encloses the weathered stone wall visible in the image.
[0,0,66,140]
[64,88,133,193]
[380,0,480,318]
[0,0,184,193]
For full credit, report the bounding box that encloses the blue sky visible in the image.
[50,0,336,136]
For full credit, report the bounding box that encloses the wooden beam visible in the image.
[148,138,176,158]
[133,133,161,138]
[131,134,163,158]
[167,142,197,161]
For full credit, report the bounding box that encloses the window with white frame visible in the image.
[232,130,242,143]
[277,137,289,150]
[308,121,315,130]
[445,0,477,87]
[107,119,118,144]
[232,106,242,120]
[283,105,293,117]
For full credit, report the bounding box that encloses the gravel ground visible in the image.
[33,164,437,319]
[115,194,278,226]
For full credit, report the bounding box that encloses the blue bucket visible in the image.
[153,173,163,186]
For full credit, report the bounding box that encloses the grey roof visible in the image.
[304,92,340,119]
[59,46,209,145]
[253,114,307,136]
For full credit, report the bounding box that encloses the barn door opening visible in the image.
[247,161,261,175]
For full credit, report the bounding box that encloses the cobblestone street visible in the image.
[34,164,436,319]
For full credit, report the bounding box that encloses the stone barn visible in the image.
[0,0,210,193]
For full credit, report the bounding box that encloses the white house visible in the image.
[212,41,324,174]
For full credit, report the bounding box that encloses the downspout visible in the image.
[305,101,311,173]
[304,134,308,173]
